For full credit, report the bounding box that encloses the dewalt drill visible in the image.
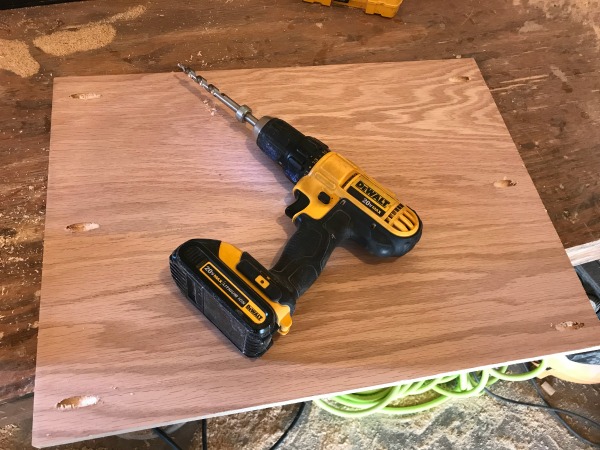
[170,64,422,357]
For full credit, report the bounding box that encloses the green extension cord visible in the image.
[314,360,548,418]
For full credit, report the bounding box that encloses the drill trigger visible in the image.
[285,191,310,218]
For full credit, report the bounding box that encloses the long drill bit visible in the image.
[177,63,258,126]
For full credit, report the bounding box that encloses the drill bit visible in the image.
[177,63,258,126]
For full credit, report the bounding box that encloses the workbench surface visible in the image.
[1,0,599,409]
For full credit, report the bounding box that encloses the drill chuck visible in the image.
[254,118,329,183]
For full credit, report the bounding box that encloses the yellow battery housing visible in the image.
[303,0,405,18]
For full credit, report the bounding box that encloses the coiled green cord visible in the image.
[314,360,548,418]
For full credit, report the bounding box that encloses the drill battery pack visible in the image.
[303,0,405,18]
[170,239,291,357]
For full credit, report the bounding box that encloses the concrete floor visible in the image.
[1,374,599,449]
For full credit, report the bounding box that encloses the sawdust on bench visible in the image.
[0,39,39,77]
[32,5,146,57]
[33,23,117,57]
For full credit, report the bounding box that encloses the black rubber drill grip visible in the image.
[270,206,351,311]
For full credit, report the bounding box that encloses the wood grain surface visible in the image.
[2,0,600,405]
[32,61,600,447]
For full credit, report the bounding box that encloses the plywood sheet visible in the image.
[33,60,600,447]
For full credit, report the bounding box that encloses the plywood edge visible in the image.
[567,239,600,266]
[32,343,600,448]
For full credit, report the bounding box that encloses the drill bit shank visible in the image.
[178,63,258,127]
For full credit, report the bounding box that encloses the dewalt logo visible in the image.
[245,304,264,321]
[355,180,391,208]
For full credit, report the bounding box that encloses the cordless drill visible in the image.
[170,64,422,357]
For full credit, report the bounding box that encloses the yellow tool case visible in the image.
[304,0,405,18]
